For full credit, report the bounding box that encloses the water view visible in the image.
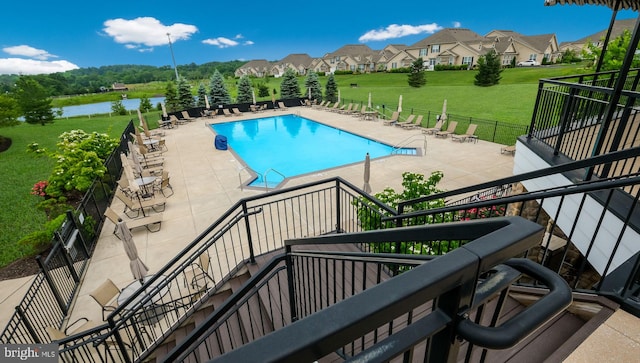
[58,97,165,117]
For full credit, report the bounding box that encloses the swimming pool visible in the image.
[210,114,416,188]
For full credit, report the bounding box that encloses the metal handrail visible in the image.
[263,168,285,190]
[390,133,427,155]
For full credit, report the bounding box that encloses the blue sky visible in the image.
[1,1,636,75]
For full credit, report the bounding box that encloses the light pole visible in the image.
[167,33,179,80]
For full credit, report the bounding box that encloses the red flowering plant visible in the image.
[31,180,49,198]
[457,194,507,221]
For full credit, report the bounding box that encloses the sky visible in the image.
[1,1,637,75]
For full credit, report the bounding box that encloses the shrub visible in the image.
[31,180,49,197]
[334,70,353,75]
[389,67,410,73]
[17,214,66,255]
[26,142,47,155]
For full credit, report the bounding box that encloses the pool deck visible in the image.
[1,107,638,360]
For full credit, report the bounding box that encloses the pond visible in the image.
[57,97,166,117]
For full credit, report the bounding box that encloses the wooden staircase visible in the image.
[141,250,618,363]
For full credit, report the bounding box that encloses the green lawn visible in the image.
[0,63,592,267]
[0,115,132,267]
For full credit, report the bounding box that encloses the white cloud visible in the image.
[0,58,79,75]
[202,37,239,48]
[103,17,198,47]
[453,21,462,28]
[244,40,254,46]
[359,23,443,42]
[3,45,56,60]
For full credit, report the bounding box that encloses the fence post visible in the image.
[335,179,342,233]
[15,306,42,344]
[242,201,256,264]
[493,121,498,142]
[36,255,68,315]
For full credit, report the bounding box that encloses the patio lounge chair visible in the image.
[89,279,120,320]
[383,111,400,126]
[278,102,288,110]
[223,108,233,117]
[181,111,195,122]
[435,121,458,138]
[451,124,478,142]
[115,188,166,218]
[170,114,186,125]
[422,119,444,135]
[394,114,415,128]
[231,107,243,116]
[105,206,163,233]
[401,115,424,130]
[339,103,353,114]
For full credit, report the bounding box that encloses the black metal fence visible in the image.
[527,68,640,179]
[167,217,572,363]
[0,121,135,345]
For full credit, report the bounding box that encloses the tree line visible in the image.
[0,60,247,96]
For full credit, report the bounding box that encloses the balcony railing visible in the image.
[167,217,573,362]
[527,68,640,179]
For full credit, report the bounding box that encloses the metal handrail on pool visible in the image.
[263,168,286,190]
[391,134,427,155]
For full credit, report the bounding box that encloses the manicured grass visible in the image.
[0,115,132,267]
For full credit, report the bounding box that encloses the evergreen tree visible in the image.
[474,50,503,87]
[304,71,323,102]
[279,68,300,99]
[196,83,207,108]
[111,100,127,115]
[0,94,20,128]
[209,69,231,105]
[325,74,338,103]
[257,82,270,97]
[164,81,179,113]
[407,58,427,87]
[177,77,194,110]
[14,76,54,125]
[236,76,254,104]
[139,96,153,113]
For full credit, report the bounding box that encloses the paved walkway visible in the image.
[1,107,636,360]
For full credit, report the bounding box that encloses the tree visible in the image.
[584,29,639,71]
[236,76,254,104]
[111,100,127,115]
[304,71,323,102]
[164,81,179,112]
[209,70,231,105]
[0,94,20,128]
[257,82,270,97]
[177,77,194,110]
[139,96,153,113]
[408,58,427,88]
[14,76,55,125]
[474,50,503,87]
[325,74,338,103]
[196,83,207,108]
[280,68,300,99]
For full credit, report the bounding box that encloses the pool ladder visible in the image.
[238,166,286,191]
[391,134,428,155]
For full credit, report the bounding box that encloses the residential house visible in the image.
[270,53,313,77]
[485,30,560,65]
[559,18,636,55]
[234,59,272,78]
[322,44,378,73]
[111,82,128,91]
[404,28,486,68]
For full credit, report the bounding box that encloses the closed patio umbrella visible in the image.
[205,95,211,110]
[115,219,149,283]
[337,89,341,104]
[367,92,372,109]
[363,153,372,194]
[441,99,448,122]
[161,102,168,119]
[252,89,257,105]
[127,141,143,177]
[397,95,403,113]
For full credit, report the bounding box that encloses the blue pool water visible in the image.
[210,114,415,188]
